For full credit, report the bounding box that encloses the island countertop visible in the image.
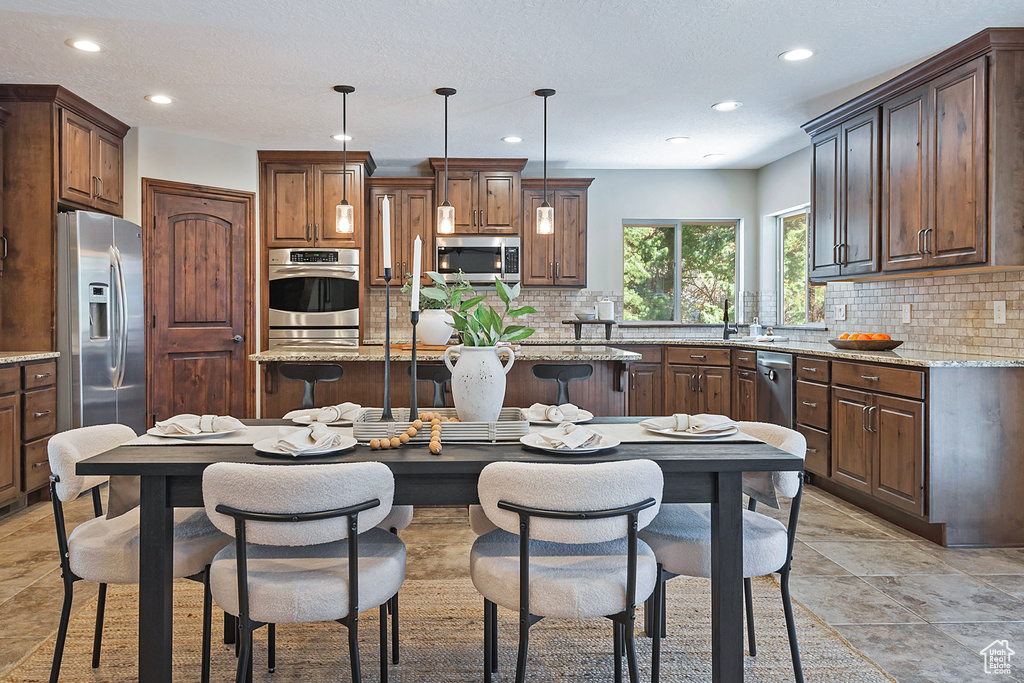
[0,351,60,364]
[250,345,642,363]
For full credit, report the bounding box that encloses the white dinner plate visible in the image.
[291,415,358,427]
[527,409,595,425]
[146,427,242,439]
[638,419,739,440]
[519,432,620,455]
[253,434,358,458]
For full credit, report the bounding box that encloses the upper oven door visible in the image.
[268,266,359,327]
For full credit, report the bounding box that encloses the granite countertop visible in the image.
[250,345,642,363]
[0,351,60,364]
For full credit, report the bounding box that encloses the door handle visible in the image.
[97,176,104,199]
[916,228,925,254]
[92,176,98,198]
[306,223,312,241]
[34,410,52,418]
[802,401,817,408]
[841,242,848,266]
[832,243,840,265]
[473,210,477,227]
[232,335,244,344]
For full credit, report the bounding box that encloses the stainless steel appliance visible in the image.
[56,211,146,435]
[435,236,520,284]
[268,248,360,349]
[756,351,794,428]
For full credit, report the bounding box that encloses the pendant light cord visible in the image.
[444,93,449,204]
[543,93,548,204]
[342,91,348,203]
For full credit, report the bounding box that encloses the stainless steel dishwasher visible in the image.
[756,351,794,428]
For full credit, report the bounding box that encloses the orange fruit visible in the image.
[852,333,868,340]
[838,333,850,340]
[871,333,890,340]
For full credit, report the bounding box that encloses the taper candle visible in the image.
[382,195,392,268]
[411,235,422,311]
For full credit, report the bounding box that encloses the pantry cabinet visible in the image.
[429,158,525,235]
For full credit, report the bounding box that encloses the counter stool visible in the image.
[531,364,593,405]
[408,364,452,408]
[280,364,343,410]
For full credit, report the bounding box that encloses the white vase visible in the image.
[418,309,454,346]
[443,345,515,422]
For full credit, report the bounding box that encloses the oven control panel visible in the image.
[504,247,520,274]
[289,251,339,263]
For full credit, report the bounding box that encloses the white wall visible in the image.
[754,147,811,294]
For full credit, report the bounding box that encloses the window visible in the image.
[623,220,738,323]
[778,208,824,325]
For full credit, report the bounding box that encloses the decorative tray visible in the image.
[828,339,904,351]
[353,407,528,443]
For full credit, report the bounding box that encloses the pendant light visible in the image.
[436,87,457,235]
[333,85,355,234]
[535,88,555,235]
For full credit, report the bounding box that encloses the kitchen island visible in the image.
[251,345,641,419]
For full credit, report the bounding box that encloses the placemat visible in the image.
[127,425,354,446]
[527,422,759,444]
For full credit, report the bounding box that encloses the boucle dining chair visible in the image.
[47,424,229,683]
[470,459,663,683]
[376,504,413,664]
[639,421,807,683]
[203,461,406,683]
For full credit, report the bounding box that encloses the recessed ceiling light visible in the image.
[703,153,725,161]
[501,136,523,143]
[66,39,105,52]
[666,136,691,144]
[331,133,353,142]
[711,101,742,112]
[145,94,174,105]
[780,48,814,61]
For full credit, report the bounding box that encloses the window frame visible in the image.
[775,205,823,327]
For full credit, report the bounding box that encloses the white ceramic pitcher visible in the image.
[443,345,515,422]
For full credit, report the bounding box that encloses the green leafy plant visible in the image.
[402,270,479,311]
[450,278,536,346]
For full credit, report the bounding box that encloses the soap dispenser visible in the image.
[750,317,762,337]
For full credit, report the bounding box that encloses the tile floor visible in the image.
[2,486,1023,681]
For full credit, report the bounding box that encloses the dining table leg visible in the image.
[139,474,174,683]
[710,471,744,683]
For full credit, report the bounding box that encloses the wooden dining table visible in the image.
[76,417,803,683]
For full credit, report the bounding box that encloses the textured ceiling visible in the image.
[1,0,1023,169]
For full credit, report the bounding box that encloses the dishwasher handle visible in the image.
[757,360,793,370]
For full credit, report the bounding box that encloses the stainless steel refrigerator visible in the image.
[56,211,146,435]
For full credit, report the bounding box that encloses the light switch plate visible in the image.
[835,304,847,321]
[994,300,1006,324]
[902,304,912,324]
[389,306,397,320]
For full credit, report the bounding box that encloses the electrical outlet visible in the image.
[994,300,1006,324]
[835,304,847,321]
[902,304,912,324]
[389,306,397,320]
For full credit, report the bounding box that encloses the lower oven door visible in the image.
[268,266,359,328]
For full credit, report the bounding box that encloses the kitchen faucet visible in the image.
[723,299,739,340]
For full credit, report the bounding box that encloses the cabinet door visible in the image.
[404,187,434,285]
[840,109,880,275]
[93,127,123,216]
[700,366,731,415]
[265,163,314,247]
[733,367,757,421]
[929,57,987,267]
[59,108,96,208]
[522,190,554,285]
[831,387,872,494]
[810,129,841,278]
[367,188,402,287]
[0,393,18,505]
[477,171,519,234]
[665,365,699,415]
[314,164,361,248]
[553,189,586,286]
[883,86,930,271]
[629,363,663,417]
[872,394,925,515]
[438,171,475,234]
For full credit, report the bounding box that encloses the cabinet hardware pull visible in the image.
[802,401,817,408]
[861,405,868,431]
[860,375,879,381]
[315,223,320,240]
[806,448,819,453]
[549,262,554,279]
[917,228,926,254]
[739,356,750,361]
[833,243,841,265]
[868,405,877,433]
[801,366,817,372]
[34,410,52,418]
[32,461,48,468]
[97,177,104,199]
[924,228,933,254]
[1,235,7,261]
[34,373,51,379]
[841,242,849,266]
[306,223,312,241]
[690,354,706,359]
[556,262,561,279]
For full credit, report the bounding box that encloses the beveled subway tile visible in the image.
[787,575,925,625]
[864,574,1024,623]
[805,541,962,576]
[836,623,989,683]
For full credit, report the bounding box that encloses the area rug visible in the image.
[1,576,895,682]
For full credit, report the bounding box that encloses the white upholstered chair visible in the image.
[638,421,807,683]
[376,504,413,664]
[47,425,228,683]
[470,459,663,683]
[203,462,406,683]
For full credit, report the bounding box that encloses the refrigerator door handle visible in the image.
[115,246,129,389]
[109,247,121,388]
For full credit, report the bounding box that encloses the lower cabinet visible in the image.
[628,363,663,416]
[665,363,730,415]
[0,360,56,510]
[0,393,19,505]
[732,367,757,421]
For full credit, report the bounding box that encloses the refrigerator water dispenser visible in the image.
[88,284,109,339]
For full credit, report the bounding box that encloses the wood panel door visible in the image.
[831,387,872,494]
[628,363,663,416]
[264,163,313,247]
[700,366,731,415]
[94,127,123,216]
[314,164,361,248]
[404,187,434,285]
[368,188,402,287]
[440,171,475,234]
[0,393,18,505]
[883,86,930,271]
[522,190,554,285]
[928,57,987,267]
[477,171,518,233]
[872,394,925,515]
[810,129,841,278]
[665,364,699,415]
[148,184,253,421]
[59,108,96,208]
[840,109,880,275]
[733,367,757,421]
[553,189,586,285]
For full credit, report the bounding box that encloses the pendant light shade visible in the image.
[535,88,555,235]
[333,85,355,234]
[436,88,457,235]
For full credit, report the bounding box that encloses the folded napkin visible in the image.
[524,402,582,422]
[539,422,601,450]
[272,425,347,455]
[670,413,737,434]
[152,414,245,436]
[283,403,362,422]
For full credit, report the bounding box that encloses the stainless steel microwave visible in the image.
[435,236,521,284]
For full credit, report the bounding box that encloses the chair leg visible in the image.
[246,627,254,683]
[49,585,75,683]
[643,595,653,638]
[201,573,212,683]
[348,617,362,683]
[624,617,640,683]
[391,592,400,664]
[91,583,107,668]
[780,570,804,683]
[224,612,237,645]
[483,599,492,683]
[235,618,252,683]
[651,566,663,683]
[660,573,667,638]
[490,598,498,673]
[268,623,276,673]
[744,577,756,656]
[514,611,530,683]
[613,621,623,683]
[379,603,388,683]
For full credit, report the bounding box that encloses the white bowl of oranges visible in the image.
[828,333,903,351]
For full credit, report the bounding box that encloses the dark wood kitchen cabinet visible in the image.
[619,346,663,417]
[665,364,700,415]
[664,347,731,416]
[0,105,8,279]
[366,178,434,287]
[59,108,124,215]
[0,391,18,507]
[429,158,525,235]
[732,366,757,422]
[522,178,592,287]
[0,359,56,512]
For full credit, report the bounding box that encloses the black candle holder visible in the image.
[380,267,395,422]
[409,310,419,419]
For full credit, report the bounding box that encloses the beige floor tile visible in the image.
[864,574,1024,623]
[787,575,926,625]
[805,540,963,576]
[836,623,997,683]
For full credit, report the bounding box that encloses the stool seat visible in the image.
[408,364,451,408]
[531,364,593,405]
[279,364,343,410]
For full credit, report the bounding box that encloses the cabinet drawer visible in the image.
[666,347,730,366]
[615,345,663,363]
[796,380,830,429]
[832,361,924,399]
[22,439,50,492]
[797,424,830,478]
[0,365,19,395]
[23,361,56,390]
[22,388,57,442]
[796,356,830,382]
[732,349,756,369]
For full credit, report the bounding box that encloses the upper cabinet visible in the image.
[258,151,374,250]
[804,29,1024,280]
[429,158,525,234]
[59,108,125,215]
[366,178,434,287]
[0,106,8,278]
[522,178,592,287]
